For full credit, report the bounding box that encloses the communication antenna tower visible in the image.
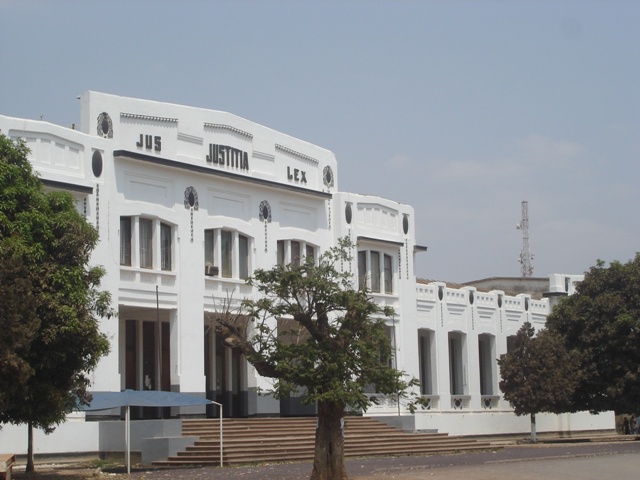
[516,200,534,277]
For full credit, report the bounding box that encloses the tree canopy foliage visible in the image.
[0,134,112,470]
[211,239,418,480]
[546,254,640,414]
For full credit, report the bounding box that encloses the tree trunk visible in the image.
[310,400,347,480]
[26,421,35,472]
[530,413,537,443]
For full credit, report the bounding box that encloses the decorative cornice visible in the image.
[177,132,203,145]
[253,150,275,162]
[275,144,318,164]
[204,123,253,139]
[120,112,178,123]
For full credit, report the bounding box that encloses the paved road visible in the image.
[118,440,640,479]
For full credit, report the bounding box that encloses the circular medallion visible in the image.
[91,150,103,177]
[259,200,272,222]
[184,186,199,210]
[97,112,113,138]
[323,165,334,188]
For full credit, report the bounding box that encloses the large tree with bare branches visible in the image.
[211,239,418,480]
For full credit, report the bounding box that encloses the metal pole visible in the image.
[126,405,131,475]
[391,315,400,416]
[209,400,223,467]
[156,285,161,391]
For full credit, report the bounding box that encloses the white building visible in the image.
[0,92,612,455]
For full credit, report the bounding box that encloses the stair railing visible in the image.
[210,400,223,467]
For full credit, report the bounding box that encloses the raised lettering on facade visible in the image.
[137,134,161,152]
[287,166,307,184]
[206,144,249,170]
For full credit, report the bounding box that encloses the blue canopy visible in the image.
[83,389,213,411]
[81,390,220,473]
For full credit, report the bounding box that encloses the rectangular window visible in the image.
[305,244,315,264]
[277,240,285,267]
[239,234,249,279]
[139,218,153,269]
[204,229,219,276]
[384,254,393,294]
[358,251,367,291]
[120,216,132,266]
[478,335,494,396]
[419,335,431,395]
[161,223,172,271]
[204,229,215,275]
[221,230,232,278]
[291,241,301,266]
[370,251,380,293]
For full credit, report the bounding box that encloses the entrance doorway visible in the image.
[204,325,247,417]
[124,317,170,419]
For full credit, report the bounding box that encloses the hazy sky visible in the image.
[1,1,638,283]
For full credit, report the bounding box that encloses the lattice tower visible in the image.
[516,200,534,277]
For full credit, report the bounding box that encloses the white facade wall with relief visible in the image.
[0,92,612,456]
[2,91,338,419]
[407,282,614,435]
[332,192,423,390]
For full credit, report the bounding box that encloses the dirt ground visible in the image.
[12,439,640,480]
[13,461,130,480]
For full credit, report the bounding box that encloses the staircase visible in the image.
[153,417,496,466]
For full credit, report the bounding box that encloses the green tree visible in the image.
[0,134,112,471]
[546,254,640,414]
[211,239,419,480]
[0,253,37,414]
[498,322,576,442]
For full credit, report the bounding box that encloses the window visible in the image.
[221,230,232,278]
[239,234,249,279]
[161,222,172,271]
[291,241,301,266]
[384,254,393,294]
[370,251,380,293]
[358,251,367,291]
[305,244,315,262]
[291,241,301,267]
[478,334,495,395]
[418,330,435,395]
[277,241,285,267]
[204,228,251,279]
[358,249,395,294]
[120,216,173,271]
[205,229,215,273]
[139,218,153,269]
[448,332,466,395]
[120,216,132,266]
[277,240,316,267]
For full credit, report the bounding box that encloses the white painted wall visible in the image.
[0,93,614,456]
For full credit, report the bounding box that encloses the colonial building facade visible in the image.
[0,93,611,454]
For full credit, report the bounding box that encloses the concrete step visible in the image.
[153,417,497,467]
